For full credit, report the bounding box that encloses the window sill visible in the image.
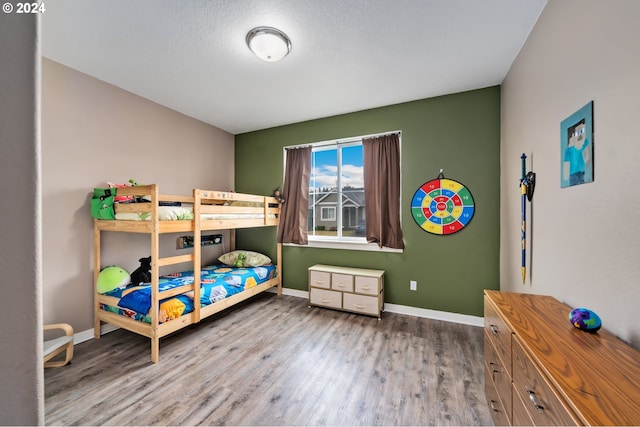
[284,238,403,253]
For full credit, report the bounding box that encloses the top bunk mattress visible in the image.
[114,205,277,221]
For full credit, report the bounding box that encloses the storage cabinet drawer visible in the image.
[355,275,378,295]
[343,293,378,316]
[309,288,342,310]
[309,270,331,289]
[331,273,353,292]
[512,337,579,426]
[484,296,512,373]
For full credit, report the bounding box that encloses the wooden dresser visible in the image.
[484,290,640,426]
[308,264,384,319]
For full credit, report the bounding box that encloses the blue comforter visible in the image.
[102,264,277,322]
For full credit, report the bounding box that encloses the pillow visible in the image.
[218,250,271,267]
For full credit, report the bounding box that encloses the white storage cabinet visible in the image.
[308,264,384,319]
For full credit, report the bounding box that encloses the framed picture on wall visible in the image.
[560,101,594,188]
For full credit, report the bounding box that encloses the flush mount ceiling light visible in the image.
[246,26,292,62]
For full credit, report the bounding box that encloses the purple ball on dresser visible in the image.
[569,308,602,332]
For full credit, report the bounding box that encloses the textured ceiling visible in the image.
[41,0,547,134]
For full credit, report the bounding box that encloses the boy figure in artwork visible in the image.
[563,119,591,186]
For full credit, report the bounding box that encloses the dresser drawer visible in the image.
[354,275,379,295]
[485,363,510,426]
[484,296,512,373]
[331,273,354,292]
[512,337,579,426]
[309,288,342,310]
[343,293,378,316]
[484,290,640,426]
[512,385,536,426]
[309,270,331,289]
[484,331,512,419]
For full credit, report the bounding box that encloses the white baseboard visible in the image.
[271,287,484,327]
[268,286,308,299]
[74,287,482,344]
[72,323,120,345]
[383,303,483,327]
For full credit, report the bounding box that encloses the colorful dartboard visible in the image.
[411,177,475,235]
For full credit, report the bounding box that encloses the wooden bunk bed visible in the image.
[93,184,282,363]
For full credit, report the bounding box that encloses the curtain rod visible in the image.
[284,130,401,150]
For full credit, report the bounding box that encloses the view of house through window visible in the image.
[308,142,366,240]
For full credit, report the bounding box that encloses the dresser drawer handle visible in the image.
[361,286,372,290]
[336,283,346,287]
[526,388,544,413]
[489,399,500,413]
[489,324,499,334]
[354,304,366,309]
[321,299,331,304]
[315,280,325,285]
[489,362,499,382]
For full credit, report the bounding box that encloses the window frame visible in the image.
[320,206,336,221]
[283,130,403,253]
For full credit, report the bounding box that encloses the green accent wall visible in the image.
[235,86,500,317]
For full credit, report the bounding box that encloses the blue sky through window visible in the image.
[311,145,363,190]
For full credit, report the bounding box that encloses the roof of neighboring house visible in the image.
[310,189,365,208]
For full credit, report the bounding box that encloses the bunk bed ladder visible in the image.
[192,188,201,323]
[150,184,160,363]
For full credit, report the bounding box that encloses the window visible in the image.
[308,140,366,241]
[320,206,336,221]
[283,131,402,252]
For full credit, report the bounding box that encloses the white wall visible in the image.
[0,11,43,425]
[501,0,640,349]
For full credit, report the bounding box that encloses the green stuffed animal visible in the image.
[232,253,246,268]
[96,266,130,294]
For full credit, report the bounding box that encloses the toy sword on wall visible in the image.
[520,154,527,285]
[520,153,536,285]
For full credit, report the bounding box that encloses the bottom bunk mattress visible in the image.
[100,264,277,323]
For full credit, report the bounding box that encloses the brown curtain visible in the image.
[363,133,404,249]
[277,146,312,245]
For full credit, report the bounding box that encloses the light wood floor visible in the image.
[45,293,494,426]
